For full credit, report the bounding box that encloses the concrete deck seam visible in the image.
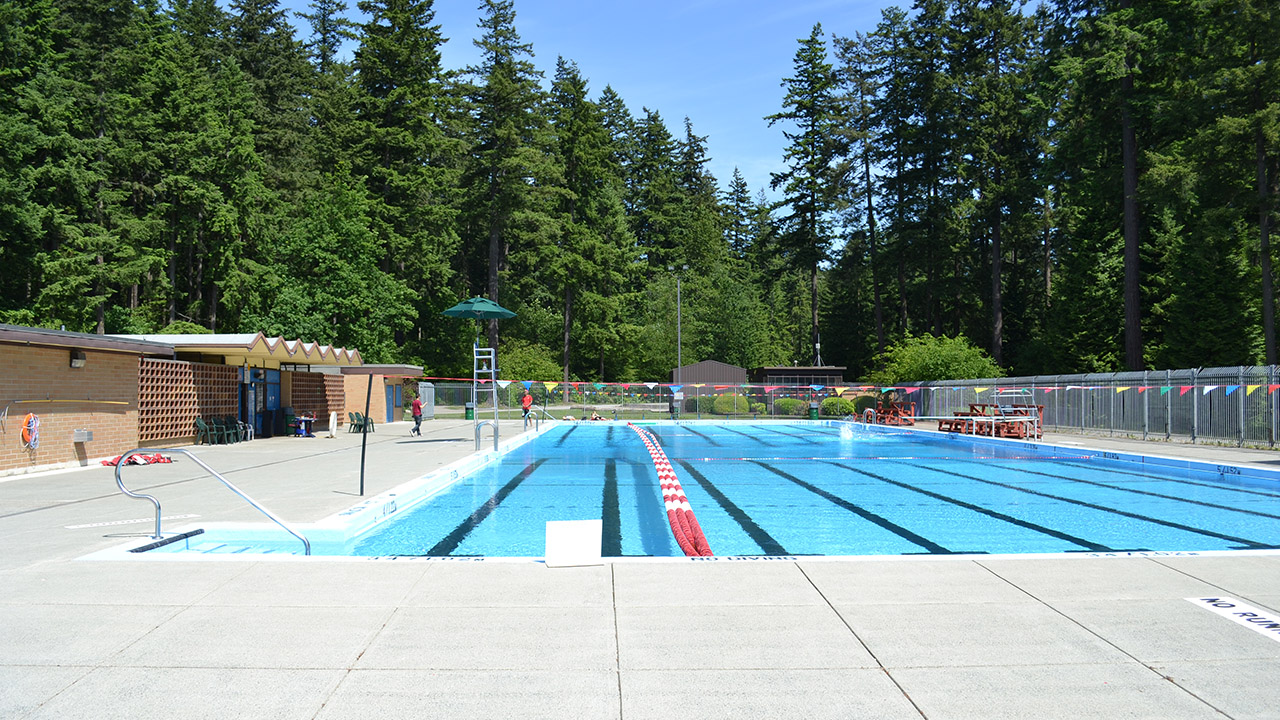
[794,562,930,719]
[1150,558,1280,615]
[611,563,624,720]
[974,559,1239,719]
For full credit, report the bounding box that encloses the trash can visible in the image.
[808,402,819,420]
[464,402,475,420]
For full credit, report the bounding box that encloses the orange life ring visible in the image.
[21,413,38,446]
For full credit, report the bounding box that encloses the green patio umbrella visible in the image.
[441,296,517,320]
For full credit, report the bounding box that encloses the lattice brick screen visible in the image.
[324,375,346,427]
[139,359,238,442]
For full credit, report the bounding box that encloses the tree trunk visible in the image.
[1260,123,1275,364]
[865,145,885,352]
[810,262,820,364]
[992,209,1003,366]
[562,287,574,389]
[1043,191,1053,306]
[1120,0,1143,370]
[95,255,105,334]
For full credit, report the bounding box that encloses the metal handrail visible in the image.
[114,448,311,555]
[475,419,498,451]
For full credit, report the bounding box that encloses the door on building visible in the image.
[254,369,282,436]
[385,383,401,424]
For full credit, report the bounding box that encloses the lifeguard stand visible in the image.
[473,344,499,450]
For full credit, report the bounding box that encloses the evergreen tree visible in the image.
[767,22,843,363]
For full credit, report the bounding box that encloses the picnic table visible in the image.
[937,403,1043,439]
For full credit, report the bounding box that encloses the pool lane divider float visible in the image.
[628,423,713,557]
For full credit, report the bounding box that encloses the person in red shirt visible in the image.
[410,395,423,436]
[521,391,533,421]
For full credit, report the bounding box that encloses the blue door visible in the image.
[385,384,395,423]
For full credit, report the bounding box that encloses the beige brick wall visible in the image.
[0,345,141,473]
[344,374,390,425]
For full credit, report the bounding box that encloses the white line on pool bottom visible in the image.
[1186,596,1280,644]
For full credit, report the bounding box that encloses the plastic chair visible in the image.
[348,412,361,433]
[194,418,218,445]
[210,417,236,443]
[225,416,249,442]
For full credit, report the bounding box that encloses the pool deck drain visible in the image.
[2,419,1278,718]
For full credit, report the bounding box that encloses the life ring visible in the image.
[21,413,40,449]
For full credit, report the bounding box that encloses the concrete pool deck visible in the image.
[2,419,1279,719]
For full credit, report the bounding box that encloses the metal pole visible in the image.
[360,374,371,496]
[676,275,682,384]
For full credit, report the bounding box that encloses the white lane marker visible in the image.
[65,514,199,530]
[1186,597,1280,644]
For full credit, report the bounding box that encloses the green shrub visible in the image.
[774,398,807,416]
[683,395,714,413]
[820,396,856,416]
[713,393,750,414]
[852,394,877,414]
[749,402,766,414]
[868,333,1004,384]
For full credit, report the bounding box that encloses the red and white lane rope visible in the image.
[628,423,713,557]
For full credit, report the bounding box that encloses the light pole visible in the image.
[668,264,688,383]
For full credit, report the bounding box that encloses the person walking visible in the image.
[521,391,533,427]
[410,395,423,436]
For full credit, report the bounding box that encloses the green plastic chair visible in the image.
[194,418,218,445]
[210,417,236,443]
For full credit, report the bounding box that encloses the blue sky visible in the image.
[278,0,897,198]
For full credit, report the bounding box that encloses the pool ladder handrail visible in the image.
[475,419,498,451]
[114,447,311,555]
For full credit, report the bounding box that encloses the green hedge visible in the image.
[820,396,856,416]
[749,402,766,414]
[773,398,807,416]
[713,394,750,414]
[683,396,714,413]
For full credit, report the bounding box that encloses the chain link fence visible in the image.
[412,365,1280,448]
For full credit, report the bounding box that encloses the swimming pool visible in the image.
[130,421,1280,559]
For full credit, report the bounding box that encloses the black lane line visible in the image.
[678,460,788,555]
[963,462,1280,521]
[1056,460,1280,500]
[680,425,725,447]
[749,460,951,553]
[721,425,781,446]
[554,425,579,446]
[425,459,548,556]
[756,425,821,444]
[602,459,622,556]
[826,461,1112,552]
[607,425,616,445]
[900,461,1275,549]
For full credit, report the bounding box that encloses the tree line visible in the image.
[1,0,1277,382]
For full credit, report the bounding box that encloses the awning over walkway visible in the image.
[338,364,423,378]
[111,332,362,368]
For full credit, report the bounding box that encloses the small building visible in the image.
[1,324,175,474]
[671,360,748,385]
[749,365,847,387]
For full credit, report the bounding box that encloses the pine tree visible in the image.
[767,22,843,363]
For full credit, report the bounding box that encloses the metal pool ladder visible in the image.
[114,447,311,555]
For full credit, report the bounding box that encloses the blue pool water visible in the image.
[346,423,1280,558]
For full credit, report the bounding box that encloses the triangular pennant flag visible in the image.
[1202,385,1219,395]
[714,385,731,389]
[692,383,706,388]
[810,384,825,391]
[1137,386,1149,393]
[1224,385,1240,396]
[1270,384,1280,393]
[593,383,605,390]
[644,382,656,389]
[1160,386,1171,395]
[570,382,580,388]
[620,383,631,389]
[1043,387,1056,393]
[521,380,532,389]
[1247,384,1260,395]
[833,387,848,396]
[497,380,512,389]
[975,387,989,394]
[669,385,683,393]
[544,382,558,391]
[1115,387,1130,393]
[1179,386,1193,396]
[764,386,780,392]
[903,387,920,394]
